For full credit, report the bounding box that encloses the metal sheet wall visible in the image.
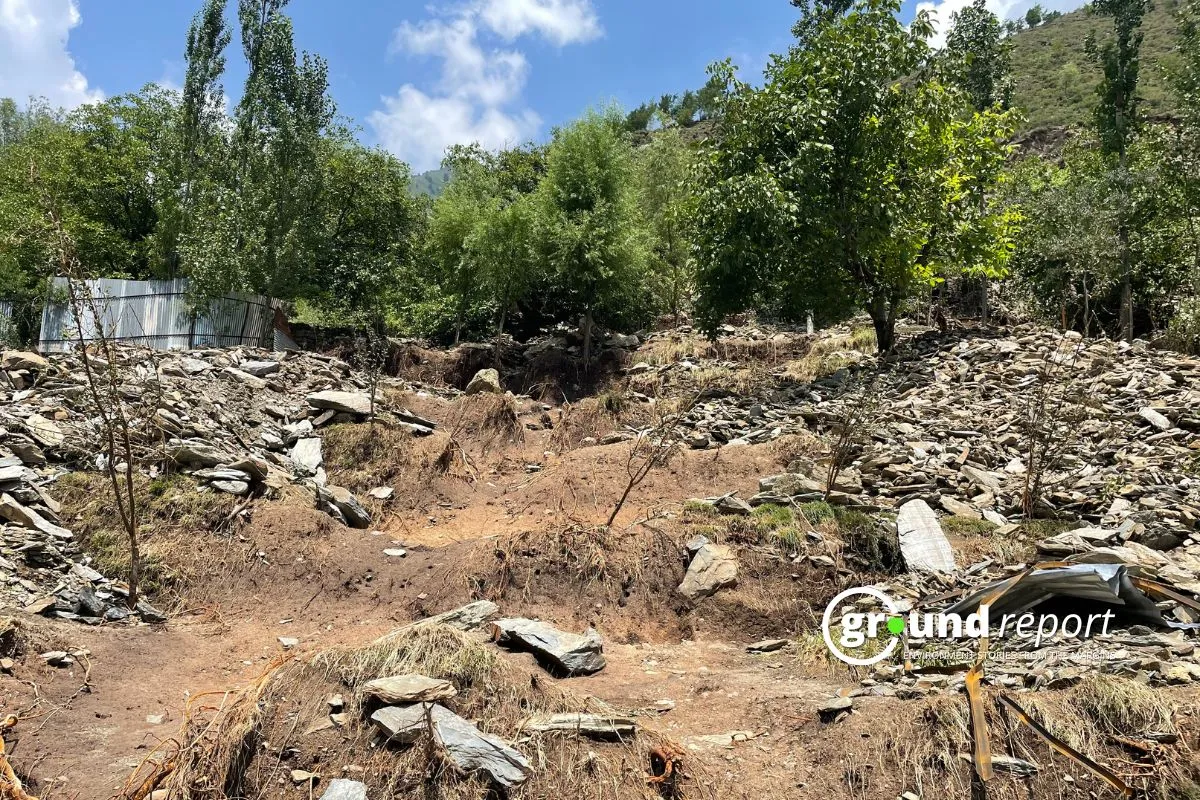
[38,278,282,353]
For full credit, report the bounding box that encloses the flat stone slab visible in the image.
[896,499,956,573]
[524,713,637,739]
[362,674,457,705]
[371,703,531,788]
[308,390,372,416]
[490,618,606,676]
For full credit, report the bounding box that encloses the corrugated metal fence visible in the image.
[38,278,296,353]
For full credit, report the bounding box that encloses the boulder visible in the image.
[677,543,738,601]
[362,674,457,705]
[372,703,531,788]
[308,390,373,416]
[465,369,503,395]
[490,618,606,676]
[1,351,48,371]
[412,601,499,631]
[326,486,371,528]
[291,438,323,474]
[0,494,73,540]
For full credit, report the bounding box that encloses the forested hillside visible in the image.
[1010,0,1180,128]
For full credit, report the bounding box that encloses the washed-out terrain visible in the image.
[0,319,1198,800]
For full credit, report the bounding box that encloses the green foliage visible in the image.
[624,74,726,132]
[945,0,1013,111]
[799,501,836,525]
[692,0,1017,352]
[538,107,650,360]
[750,503,795,534]
[635,127,695,318]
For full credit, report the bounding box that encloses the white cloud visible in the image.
[478,0,602,46]
[392,18,529,106]
[369,86,540,173]
[0,0,102,108]
[916,0,1087,49]
[371,0,599,172]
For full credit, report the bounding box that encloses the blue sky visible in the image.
[2,0,1080,172]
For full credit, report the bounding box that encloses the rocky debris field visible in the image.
[652,323,1200,694]
[0,345,441,625]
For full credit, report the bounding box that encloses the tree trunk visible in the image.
[581,308,594,367]
[1120,259,1133,343]
[869,298,895,354]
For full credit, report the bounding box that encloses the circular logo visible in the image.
[822,586,903,666]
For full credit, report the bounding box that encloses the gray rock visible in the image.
[318,779,368,800]
[211,480,250,496]
[362,674,457,704]
[370,704,426,743]
[0,494,72,540]
[239,360,281,377]
[308,390,373,416]
[491,618,607,676]
[1139,407,1173,431]
[678,543,738,600]
[291,438,323,474]
[327,486,371,528]
[524,713,637,739]
[411,601,499,631]
[714,494,753,516]
[372,704,530,788]
[24,414,64,448]
[222,367,268,390]
[747,638,790,653]
[464,368,503,395]
[817,696,852,721]
[168,440,235,468]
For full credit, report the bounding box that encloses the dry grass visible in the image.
[549,398,625,452]
[783,326,877,383]
[463,524,685,610]
[872,682,1200,800]
[55,471,237,605]
[140,623,702,800]
[443,393,526,455]
[322,422,415,492]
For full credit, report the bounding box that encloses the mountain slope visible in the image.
[1009,0,1181,129]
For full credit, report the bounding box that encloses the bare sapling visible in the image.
[824,377,882,499]
[31,163,144,609]
[1020,341,1088,519]
[357,322,389,432]
[606,391,702,528]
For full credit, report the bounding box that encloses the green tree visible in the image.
[945,0,1013,112]
[693,0,1017,352]
[538,107,648,363]
[184,0,334,302]
[1026,4,1044,28]
[1089,0,1150,340]
[636,127,694,321]
[311,136,423,325]
[159,0,231,277]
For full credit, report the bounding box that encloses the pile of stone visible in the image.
[0,345,438,622]
[670,326,1200,564]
